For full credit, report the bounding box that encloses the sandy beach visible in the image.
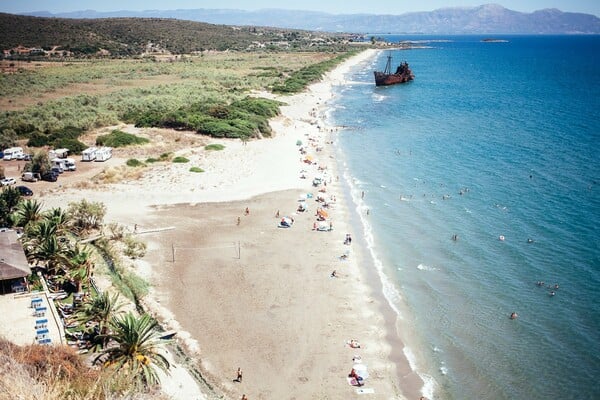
[36,49,424,399]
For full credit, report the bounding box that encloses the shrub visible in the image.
[126,159,145,167]
[96,130,149,147]
[189,167,204,173]
[53,138,87,154]
[123,234,147,259]
[172,156,189,163]
[204,144,225,151]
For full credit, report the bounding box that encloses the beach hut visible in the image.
[0,230,31,294]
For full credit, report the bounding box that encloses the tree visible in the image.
[95,312,170,387]
[43,207,72,235]
[75,291,124,349]
[24,222,70,275]
[0,186,22,227]
[66,244,94,294]
[25,150,52,175]
[14,198,44,228]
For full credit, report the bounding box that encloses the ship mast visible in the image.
[383,54,392,75]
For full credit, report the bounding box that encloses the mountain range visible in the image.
[23,4,600,34]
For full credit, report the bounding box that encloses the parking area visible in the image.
[1,157,119,196]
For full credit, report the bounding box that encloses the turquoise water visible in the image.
[330,36,600,399]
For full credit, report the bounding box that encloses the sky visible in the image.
[1,0,598,17]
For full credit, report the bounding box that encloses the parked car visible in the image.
[22,154,32,161]
[51,166,63,175]
[16,186,33,196]
[41,172,58,182]
[0,177,17,186]
[21,172,41,182]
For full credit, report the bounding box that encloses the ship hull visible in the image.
[374,71,414,86]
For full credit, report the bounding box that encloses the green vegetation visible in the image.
[123,234,147,259]
[189,167,204,173]
[146,152,172,163]
[96,129,150,147]
[126,158,145,167]
[172,156,189,163]
[272,51,358,94]
[26,126,87,151]
[127,96,283,140]
[0,51,353,144]
[2,194,167,397]
[0,13,347,56]
[96,312,170,386]
[204,144,225,151]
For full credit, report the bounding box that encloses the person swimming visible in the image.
[510,312,518,319]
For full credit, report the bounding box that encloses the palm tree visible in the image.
[14,198,44,228]
[75,291,124,350]
[95,312,170,387]
[25,227,70,275]
[66,244,94,294]
[43,207,72,235]
[76,291,124,331]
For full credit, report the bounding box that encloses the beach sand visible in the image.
[38,49,423,399]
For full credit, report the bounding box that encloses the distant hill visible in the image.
[0,13,339,56]
[21,4,600,34]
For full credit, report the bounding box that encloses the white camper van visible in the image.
[49,148,69,159]
[94,147,112,162]
[3,147,24,161]
[51,158,67,172]
[81,147,97,161]
[64,158,76,171]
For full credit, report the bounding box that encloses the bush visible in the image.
[189,167,204,173]
[204,144,225,151]
[53,138,87,154]
[96,130,149,147]
[126,158,145,167]
[172,156,189,163]
[123,234,147,259]
[272,51,357,94]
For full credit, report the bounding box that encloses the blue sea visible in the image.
[329,35,600,399]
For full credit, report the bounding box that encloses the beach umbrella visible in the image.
[353,363,369,379]
[317,209,329,218]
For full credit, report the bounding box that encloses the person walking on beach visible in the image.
[245,207,250,216]
[236,367,243,382]
[237,216,241,226]
[241,395,248,400]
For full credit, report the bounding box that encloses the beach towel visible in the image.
[356,388,375,394]
[346,377,364,386]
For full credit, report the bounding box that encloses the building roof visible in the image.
[0,230,31,280]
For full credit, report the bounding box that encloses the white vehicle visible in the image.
[0,177,16,186]
[94,147,112,162]
[64,158,76,171]
[51,158,69,172]
[3,147,24,161]
[21,172,41,182]
[81,147,97,161]
[49,148,69,159]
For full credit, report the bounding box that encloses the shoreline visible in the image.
[38,49,425,399]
